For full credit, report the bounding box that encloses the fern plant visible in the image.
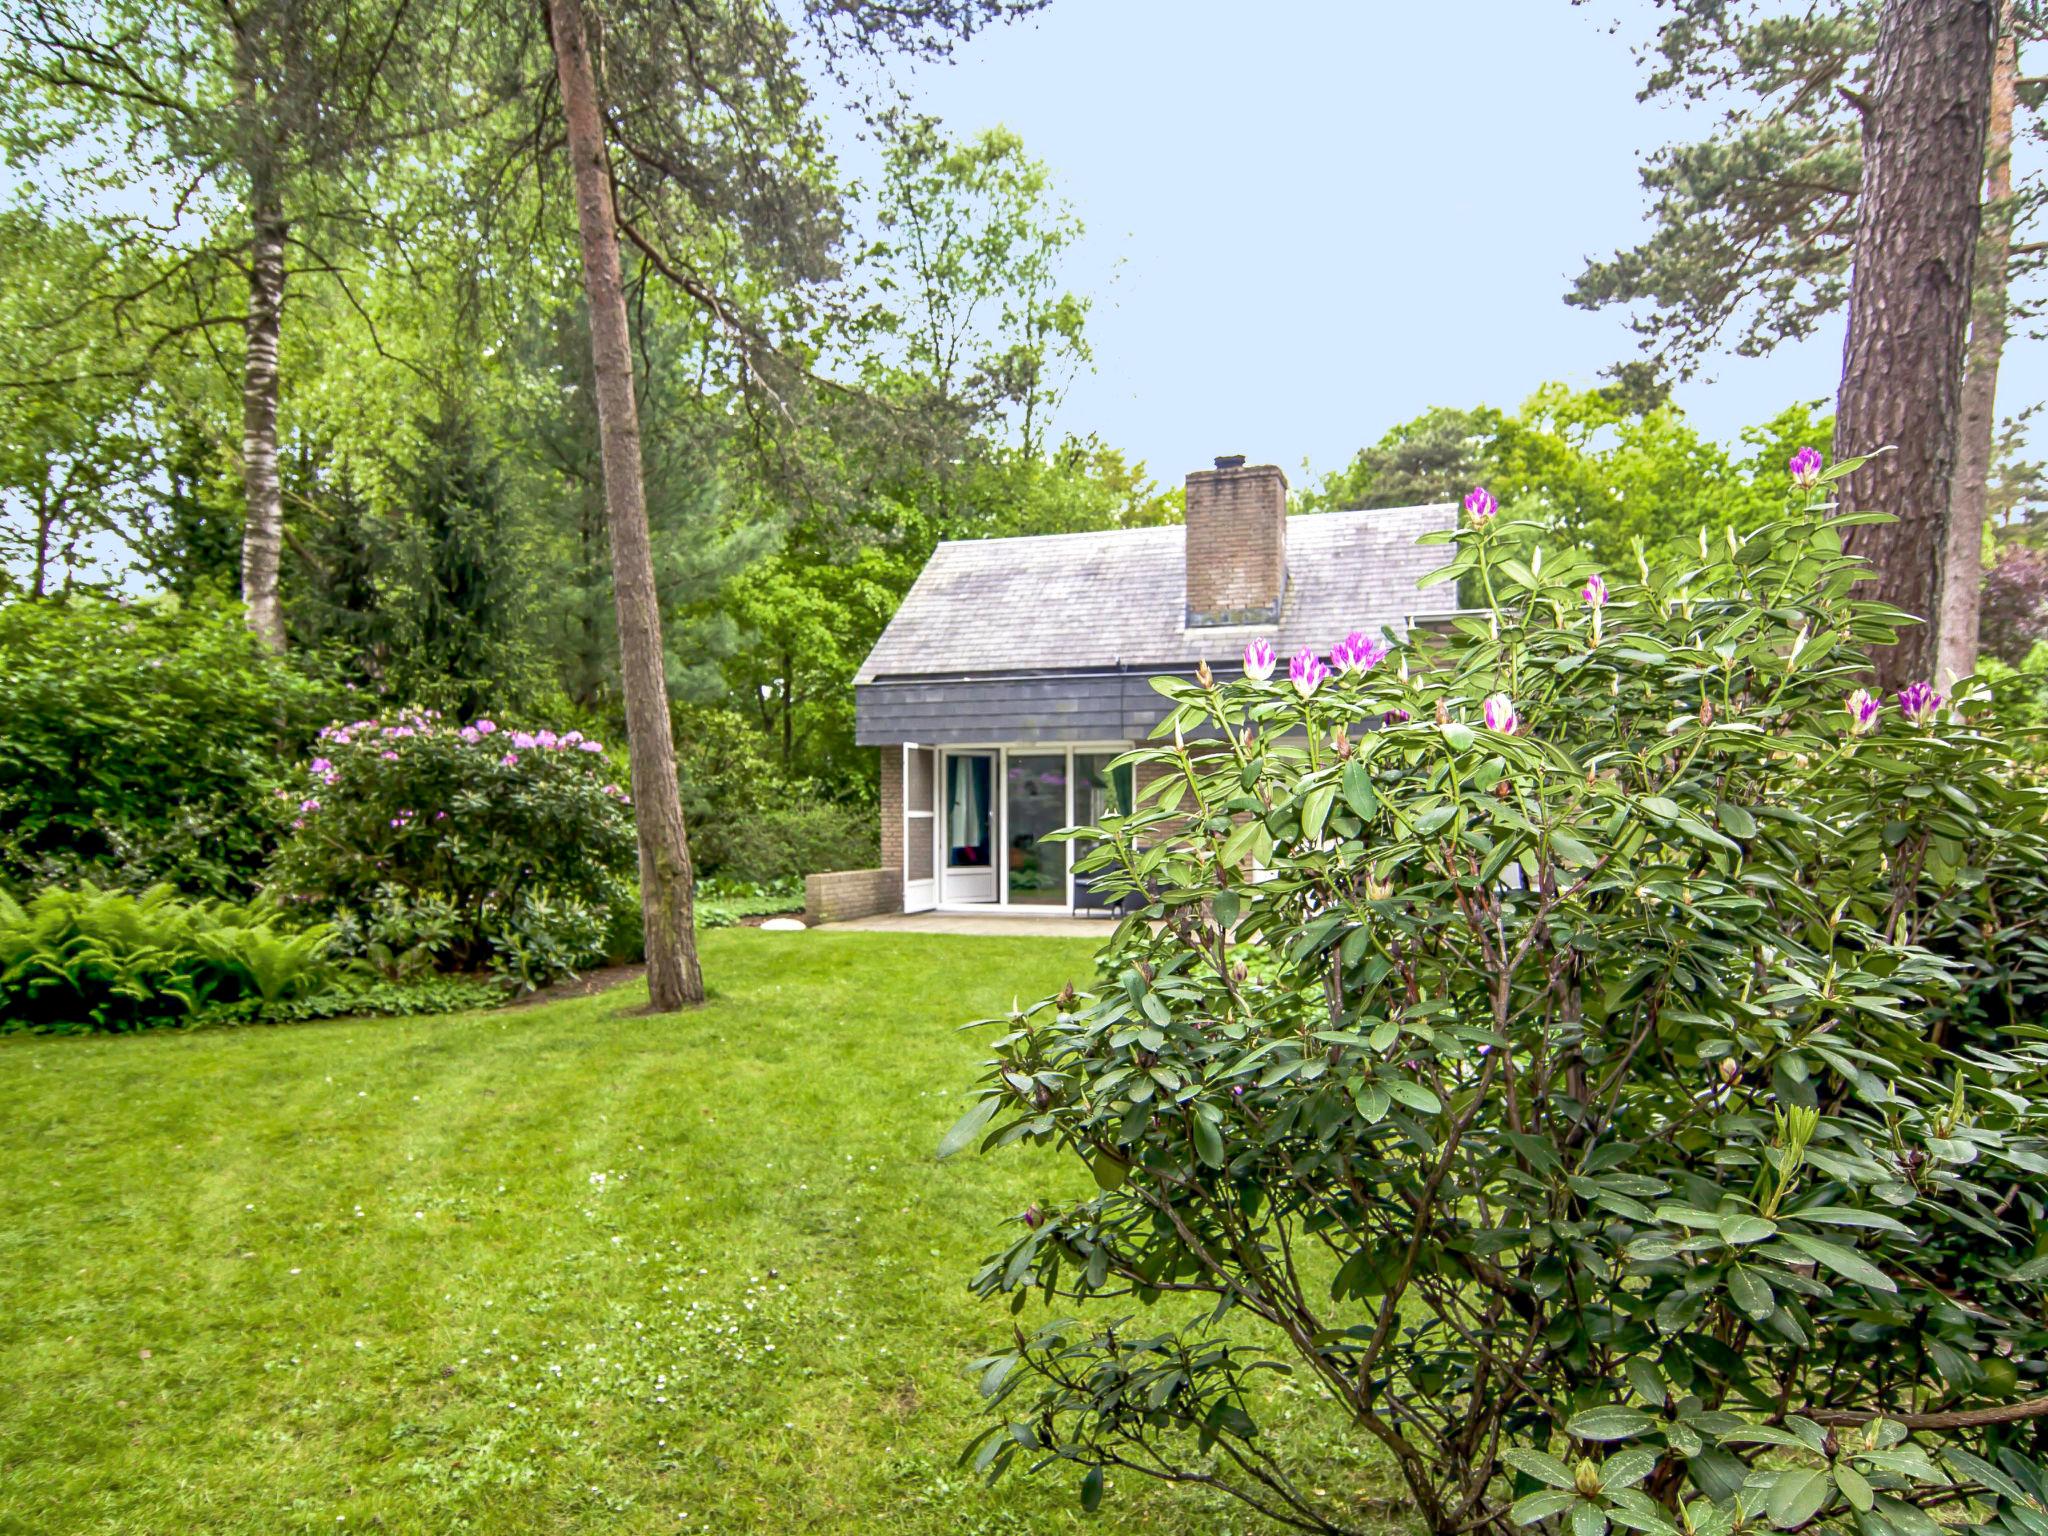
[0,883,335,1033]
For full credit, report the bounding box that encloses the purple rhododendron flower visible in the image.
[1789,446,1825,488]
[501,752,520,767]
[1482,692,1520,735]
[1384,708,1412,724]
[459,726,481,744]
[1289,646,1328,699]
[1463,485,1498,524]
[1896,679,1945,726]
[299,798,321,814]
[1331,630,1387,675]
[1844,688,1882,736]
[511,731,538,750]
[475,719,497,735]
[1242,638,1276,682]
[380,750,399,761]
[308,757,332,775]
[1581,574,1608,607]
[578,739,603,753]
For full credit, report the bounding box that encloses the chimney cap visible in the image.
[1212,453,1247,470]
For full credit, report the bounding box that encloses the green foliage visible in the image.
[0,593,331,897]
[953,464,2048,1534]
[264,710,636,989]
[0,882,334,1033]
[1302,384,1830,572]
[287,408,555,718]
[695,877,805,930]
[691,794,877,889]
[1566,3,1873,382]
[256,972,508,1022]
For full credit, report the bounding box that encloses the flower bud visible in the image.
[1195,657,1214,689]
[1718,1057,1742,1086]
[1023,1204,1044,1229]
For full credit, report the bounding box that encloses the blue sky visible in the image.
[835,0,2041,491]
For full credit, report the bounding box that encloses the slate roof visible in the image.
[854,503,1461,684]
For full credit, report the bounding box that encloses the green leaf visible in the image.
[1550,830,1598,868]
[1302,783,1335,843]
[1716,801,1758,839]
[1718,1213,1777,1245]
[1192,1116,1225,1169]
[1725,1264,1775,1321]
[1638,795,1681,822]
[1210,888,1240,931]
[1413,804,1456,836]
[1782,1231,1898,1293]
[1383,1077,1443,1115]
[1340,761,1377,819]
[1833,1462,1874,1513]
[1090,1152,1128,1191]
[937,1096,1001,1160]
[1219,819,1262,867]
[1572,1501,1608,1536]
[1501,1447,1577,1490]
[1622,1357,1667,1408]
[1765,1466,1832,1528]
[1567,1405,1653,1442]
[1079,1464,1103,1512]
[1510,1490,1578,1525]
[1941,1443,2034,1505]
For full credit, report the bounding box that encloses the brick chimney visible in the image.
[1184,456,1288,626]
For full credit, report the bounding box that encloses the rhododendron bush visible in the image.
[265,711,636,988]
[948,456,2048,1535]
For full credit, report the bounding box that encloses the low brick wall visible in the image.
[804,868,902,925]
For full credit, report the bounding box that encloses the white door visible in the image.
[939,751,997,904]
[902,745,937,912]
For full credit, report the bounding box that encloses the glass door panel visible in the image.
[943,752,996,904]
[1005,753,1068,906]
[1072,752,1134,913]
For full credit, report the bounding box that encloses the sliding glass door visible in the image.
[931,745,1129,912]
[1005,754,1068,905]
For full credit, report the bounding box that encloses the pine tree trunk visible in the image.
[1833,0,1994,693]
[240,143,289,653]
[547,0,704,1010]
[1936,0,2016,689]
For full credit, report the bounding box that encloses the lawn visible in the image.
[0,929,1396,1536]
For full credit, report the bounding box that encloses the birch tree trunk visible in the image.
[546,0,705,1010]
[1833,0,1994,693]
[239,142,289,653]
[1936,0,2017,689]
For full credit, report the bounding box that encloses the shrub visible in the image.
[948,460,2048,1534]
[0,883,335,1033]
[0,594,331,897]
[690,794,876,885]
[264,711,636,989]
[696,876,805,928]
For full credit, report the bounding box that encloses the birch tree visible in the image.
[0,0,475,648]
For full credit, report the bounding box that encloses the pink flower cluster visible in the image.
[1239,630,1390,698]
[291,711,620,832]
[1846,679,1945,736]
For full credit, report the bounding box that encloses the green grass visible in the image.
[0,930,1399,1536]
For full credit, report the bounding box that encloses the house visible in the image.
[804,456,1461,922]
